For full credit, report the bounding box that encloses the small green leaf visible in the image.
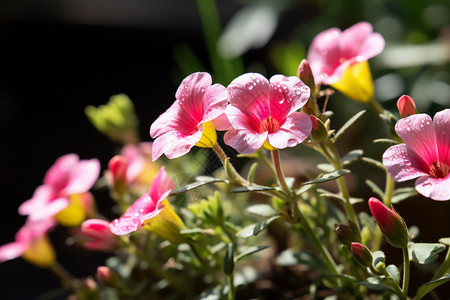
[359,212,377,233]
[317,163,334,172]
[247,204,277,217]
[318,191,362,205]
[372,251,386,267]
[373,138,399,145]
[408,242,446,264]
[301,169,351,186]
[386,264,400,285]
[365,179,385,200]
[357,277,396,292]
[439,237,450,246]
[223,243,235,275]
[332,110,366,142]
[235,245,270,262]
[232,186,277,193]
[391,187,417,204]
[247,162,258,184]
[171,177,228,195]
[416,275,450,300]
[361,157,386,171]
[341,149,364,166]
[296,184,313,195]
[276,249,327,270]
[236,216,280,238]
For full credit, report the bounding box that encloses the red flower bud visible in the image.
[97,266,120,287]
[397,95,418,118]
[351,242,373,267]
[297,59,316,96]
[368,197,409,248]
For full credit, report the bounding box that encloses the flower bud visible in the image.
[309,115,328,143]
[97,266,121,287]
[297,59,316,96]
[351,242,373,267]
[368,197,409,248]
[336,220,361,246]
[81,219,118,251]
[396,95,418,118]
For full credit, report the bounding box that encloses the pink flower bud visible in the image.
[297,59,316,95]
[350,242,373,267]
[108,155,128,186]
[368,197,409,248]
[96,266,120,287]
[396,95,418,118]
[309,115,318,131]
[81,219,118,251]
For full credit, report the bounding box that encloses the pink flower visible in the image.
[110,166,175,235]
[18,154,101,221]
[223,73,312,154]
[150,72,229,160]
[81,219,118,251]
[383,109,450,201]
[0,218,56,266]
[307,22,385,85]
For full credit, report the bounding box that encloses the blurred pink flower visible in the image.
[81,219,118,251]
[383,109,450,201]
[0,218,56,266]
[223,73,311,154]
[110,166,175,235]
[307,22,385,85]
[150,72,229,160]
[19,154,101,221]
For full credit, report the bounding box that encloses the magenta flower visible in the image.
[150,72,229,160]
[223,73,311,154]
[19,154,101,221]
[0,218,56,266]
[81,219,118,251]
[383,109,450,201]
[110,166,176,235]
[307,22,385,85]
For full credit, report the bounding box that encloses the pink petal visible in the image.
[27,197,69,221]
[268,75,310,119]
[340,22,374,59]
[150,101,199,138]
[415,175,450,201]
[175,72,212,122]
[62,158,100,195]
[151,129,203,161]
[223,129,267,154]
[202,83,229,122]
[0,241,28,263]
[383,144,428,181]
[43,154,79,190]
[147,167,175,210]
[266,112,312,149]
[227,73,271,120]
[395,114,438,166]
[18,185,54,216]
[224,105,261,131]
[434,109,450,165]
[121,144,146,183]
[213,112,232,131]
[357,32,385,62]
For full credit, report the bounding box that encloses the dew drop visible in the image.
[423,182,432,187]
[295,90,301,95]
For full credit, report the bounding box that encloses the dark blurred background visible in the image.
[0,0,449,299]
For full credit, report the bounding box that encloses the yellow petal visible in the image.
[55,194,87,227]
[331,61,374,103]
[22,235,56,268]
[195,121,217,148]
[262,140,277,151]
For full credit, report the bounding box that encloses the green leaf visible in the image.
[236,216,280,238]
[223,243,235,275]
[317,163,334,172]
[332,110,366,142]
[235,245,270,262]
[439,237,450,246]
[416,275,450,300]
[301,169,351,186]
[408,242,446,264]
[359,212,377,233]
[373,138,399,145]
[318,191,362,205]
[391,187,417,204]
[276,249,327,270]
[232,186,277,193]
[386,264,400,285]
[357,277,396,292]
[361,157,386,171]
[372,251,386,268]
[247,162,258,184]
[341,149,364,166]
[246,204,277,217]
[365,179,385,200]
[171,177,229,195]
[296,184,313,195]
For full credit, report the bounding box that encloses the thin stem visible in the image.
[369,265,405,300]
[402,246,411,297]
[49,262,77,289]
[212,143,248,186]
[271,149,291,195]
[368,98,385,116]
[257,150,277,178]
[228,271,235,300]
[384,174,395,207]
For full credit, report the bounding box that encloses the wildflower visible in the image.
[0,218,56,267]
[306,22,385,103]
[18,154,100,226]
[150,72,229,160]
[383,109,450,201]
[81,219,118,251]
[223,73,312,154]
[110,167,186,243]
[368,197,409,248]
[397,95,418,118]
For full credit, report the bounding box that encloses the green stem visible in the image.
[402,246,411,297]
[368,98,385,116]
[228,271,236,300]
[294,203,339,275]
[271,149,291,196]
[49,262,77,290]
[257,150,277,178]
[369,265,405,300]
